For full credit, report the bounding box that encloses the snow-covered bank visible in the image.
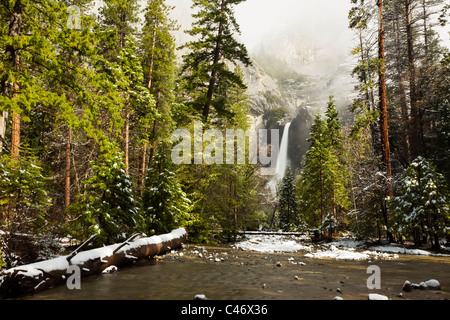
[234,234,450,261]
[234,234,312,253]
[0,228,187,299]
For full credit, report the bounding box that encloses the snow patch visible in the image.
[235,235,311,253]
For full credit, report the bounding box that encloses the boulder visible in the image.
[368,293,389,300]
[419,282,428,290]
[424,279,441,290]
[194,294,207,300]
[402,280,413,292]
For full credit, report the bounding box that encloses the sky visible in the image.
[168,0,449,53]
[234,0,355,53]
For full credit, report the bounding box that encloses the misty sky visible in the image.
[234,0,355,53]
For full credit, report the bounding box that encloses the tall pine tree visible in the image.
[278,166,300,231]
[180,0,251,122]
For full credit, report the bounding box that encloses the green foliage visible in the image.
[180,0,251,121]
[278,166,301,231]
[141,0,178,147]
[298,97,350,231]
[142,144,191,235]
[391,157,450,248]
[76,146,140,245]
[0,156,52,234]
[0,249,5,270]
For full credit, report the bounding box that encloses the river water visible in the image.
[21,244,450,300]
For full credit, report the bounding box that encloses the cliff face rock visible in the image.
[243,61,287,117]
[168,0,357,158]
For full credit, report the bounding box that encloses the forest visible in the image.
[0,0,449,271]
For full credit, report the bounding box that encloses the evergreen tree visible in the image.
[278,166,300,231]
[391,157,449,249]
[180,0,251,122]
[140,0,178,187]
[78,145,140,245]
[98,0,156,176]
[142,144,191,235]
[0,155,52,265]
[298,98,350,234]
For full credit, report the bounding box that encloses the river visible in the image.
[20,243,450,300]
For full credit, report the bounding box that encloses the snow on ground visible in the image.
[234,234,312,253]
[304,245,398,261]
[234,234,450,261]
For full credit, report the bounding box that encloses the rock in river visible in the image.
[424,279,441,290]
[368,293,389,300]
[402,281,413,292]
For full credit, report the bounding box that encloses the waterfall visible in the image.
[275,122,291,181]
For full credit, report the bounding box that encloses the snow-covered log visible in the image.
[0,228,187,299]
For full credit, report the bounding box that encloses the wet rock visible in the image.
[419,282,428,290]
[194,294,207,300]
[402,281,413,292]
[411,283,420,290]
[425,279,441,290]
[368,293,389,300]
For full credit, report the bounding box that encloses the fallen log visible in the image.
[0,228,187,299]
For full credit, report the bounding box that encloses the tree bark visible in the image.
[377,0,392,190]
[124,111,130,175]
[0,111,8,151]
[64,130,71,213]
[6,1,23,163]
[378,0,394,243]
[10,110,20,163]
[0,228,188,299]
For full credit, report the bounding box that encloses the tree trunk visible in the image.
[377,0,392,194]
[6,1,23,163]
[124,111,130,175]
[405,0,420,160]
[0,228,188,299]
[422,0,429,59]
[0,111,8,151]
[203,0,225,122]
[64,130,71,214]
[378,0,394,243]
[10,110,20,162]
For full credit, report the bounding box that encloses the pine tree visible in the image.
[142,144,191,235]
[98,0,156,176]
[0,155,52,265]
[391,157,449,249]
[278,166,300,231]
[180,0,251,122]
[298,98,350,234]
[79,145,140,245]
[140,0,178,187]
